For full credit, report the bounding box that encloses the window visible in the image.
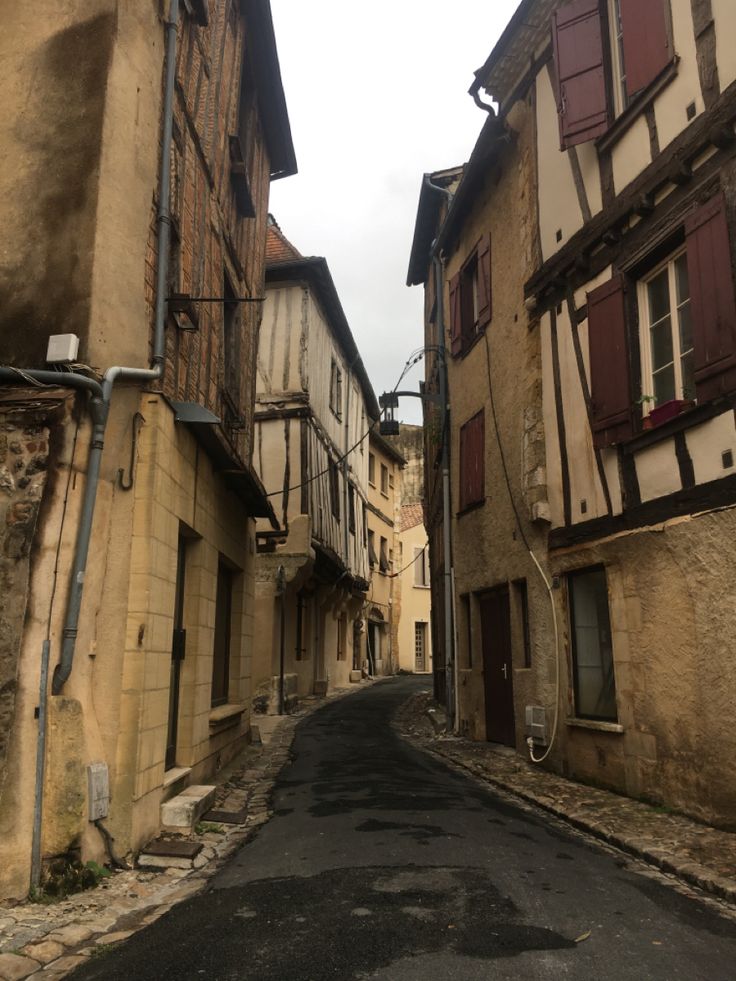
[380,463,389,496]
[389,547,394,571]
[362,503,368,546]
[587,193,736,447]
[329,358,343,419]
[640,251,694,407]
[379,536,389,574]
[368,452,376,486]
[368,529,377,568]
[348,484,356,534]
[328,459,340,521]
[337,615,346,661]
[413,546,429,587]
[459,410,485,510]
[449,235,491,357]
[388,470,394,489]
[512,579,531,669]
[360,409,365,454]
[552,0,672,148]
[211,562,233,707]
[569,566,617,721]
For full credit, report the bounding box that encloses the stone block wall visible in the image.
[0,408,52,777]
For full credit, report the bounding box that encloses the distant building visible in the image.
[397,504,433,674]
[252,220,378,707]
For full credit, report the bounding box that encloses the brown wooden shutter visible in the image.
[449,273,462,357]
[686,193,736,402]
[552,0,610,149]
[587,275,633,447]
[619,0,671,98]
[476,234,492,329]
[460,410,485,509]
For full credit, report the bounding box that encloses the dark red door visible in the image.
[479,586,516,746]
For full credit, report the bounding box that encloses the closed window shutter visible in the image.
[552,0,610,149]
[619,0,671,99]
[686,193,736,402]
[587,275,633,448]
[477,234,492,328]
[449,273,462,356]
[460,411,485,508]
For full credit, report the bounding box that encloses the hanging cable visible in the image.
[388,542,427,580]
[263,347,429,498]
[482,329,560,764]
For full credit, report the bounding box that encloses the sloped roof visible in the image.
[400,503,425,532]
[266,217,302,263]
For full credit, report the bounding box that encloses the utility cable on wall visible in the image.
[482,329,561,765]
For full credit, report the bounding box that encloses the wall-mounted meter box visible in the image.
[46,334,80,364]
[87,762,110,821]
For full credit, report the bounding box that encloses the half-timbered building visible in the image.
[252,220,378,706]
[410,0,736,826]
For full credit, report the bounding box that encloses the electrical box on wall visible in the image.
[46,334,80,364]
[87,762,110,821]
[525,705,548,746]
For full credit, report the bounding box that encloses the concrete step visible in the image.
[138,838,203,870]
[160,784,216,831]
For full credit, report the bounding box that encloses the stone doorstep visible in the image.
[137,838,204,871]
[202,808,248,825]
[160,785,216,831]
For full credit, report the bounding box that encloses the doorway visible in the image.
[414,621,427,672]
[479,585,516,747]
[166,532,188,770]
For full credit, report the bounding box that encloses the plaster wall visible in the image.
[550,505,736,827]
[713,0,736,91]
[685,411,736,483]
[611,116,651,197]
[396,521,433,673]
[652,0,703,152]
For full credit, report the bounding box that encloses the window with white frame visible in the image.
[608,0,629,115]
[639,251,695,408]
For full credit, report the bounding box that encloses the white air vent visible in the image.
[525,705,548,746]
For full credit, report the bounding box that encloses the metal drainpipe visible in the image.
[422,175,457,729]
[25,0,181,889]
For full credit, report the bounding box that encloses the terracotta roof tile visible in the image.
[266,218,302,264]
[400,503,425,532]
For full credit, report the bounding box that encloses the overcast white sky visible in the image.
[269,0,520,424]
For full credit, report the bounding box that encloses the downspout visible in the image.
[427,176,456,730]
[25,0,181,890]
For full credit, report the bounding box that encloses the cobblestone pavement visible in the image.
[394,689,736,909]
[0,684,370,981]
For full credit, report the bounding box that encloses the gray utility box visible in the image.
[87,762,110,821]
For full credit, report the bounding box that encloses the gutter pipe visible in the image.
[426,174,456,731]
[24,0,180,890]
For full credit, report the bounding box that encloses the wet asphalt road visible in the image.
[71,676,736,980]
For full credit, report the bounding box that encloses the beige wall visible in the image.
[365,437,401,674]
[397,521,432,673]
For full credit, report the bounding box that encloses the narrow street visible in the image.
[70,678,736,981]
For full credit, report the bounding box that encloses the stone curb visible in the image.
[0,680,375,981]
[397,703,736,912]
[437,750,736,907]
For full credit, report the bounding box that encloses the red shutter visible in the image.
[686,193,736,402]
[587,275,633,447]
[460,411,485,509]
[449,273,462,357]
[552,0,610,149]
[477,234,492,329]
[619,0,671,99]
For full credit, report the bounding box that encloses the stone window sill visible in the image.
[209,703,245,734]
[566,718,624,734]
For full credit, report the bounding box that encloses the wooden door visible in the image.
[479,585,516,746]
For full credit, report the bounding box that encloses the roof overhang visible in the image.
[241,0,297,181]
[406,168,464,287]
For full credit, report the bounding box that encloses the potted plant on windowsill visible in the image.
[642,396,696,429]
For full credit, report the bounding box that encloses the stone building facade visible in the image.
[0,0,295,900]
[409,0,736,826]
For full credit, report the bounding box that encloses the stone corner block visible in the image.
[161,785,217,829]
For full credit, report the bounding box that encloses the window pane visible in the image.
[570,568,617,720]
[681,351,695,401]
[674,253,690,305]
[678,300,693,355]
[653,365,676,404]
[647,268,671,324]
[650,316,673,371]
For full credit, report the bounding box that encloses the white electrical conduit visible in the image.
[482,329,561,764]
